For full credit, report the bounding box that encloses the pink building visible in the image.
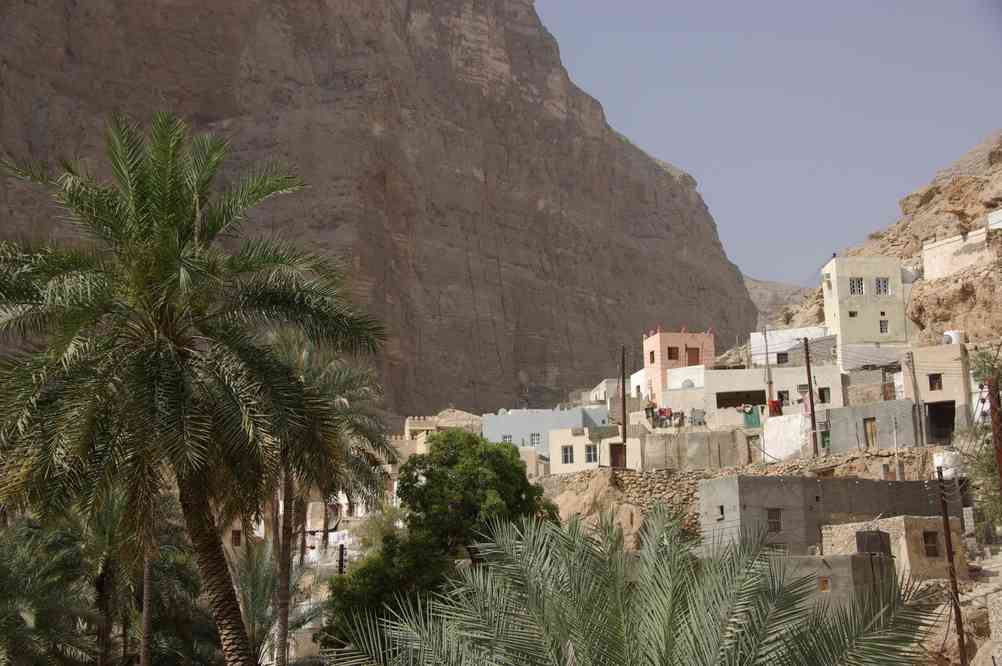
[642,326,716,406]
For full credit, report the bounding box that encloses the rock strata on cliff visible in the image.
[0,0,757,414]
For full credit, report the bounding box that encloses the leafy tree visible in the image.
[0,112,382,665]
[324,527,452,647]
[396,430,555,557]
[336,508,938,666]
[323,430,554,644]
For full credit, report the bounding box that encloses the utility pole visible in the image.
[804,337,818,457]
[937,466,967,666]
[621,344,628,447]
[988,375,1002,495]
[905,352,926,447]
[763,326,774,402]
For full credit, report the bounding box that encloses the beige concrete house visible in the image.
[902,341,973,444]
[820,256,915,369]
[822,515,968,581]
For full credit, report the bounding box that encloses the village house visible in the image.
[920,209,1002,281]
[481,405,610,455]
[902,337,974,445]
[748,325,830,367]
[820,255,916,370]
[698,475,960,555]
[642,326,716,406]
[822,515,968,580]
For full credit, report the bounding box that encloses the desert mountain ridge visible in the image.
[0,0,757,416]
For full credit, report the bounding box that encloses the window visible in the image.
[818,576,831,592]
[501,434,513,443]
[667,346,679,361]
[530,433,541,447]
[879,320,889,334]
[817,387,831,404]
[848,311,858,318]
[923,531,939,557]
[585,444,598,463]
[849,277,865,296]
[231,529,242,547]
[776,352,789,365]
[875,277,890,295]
[717,505,725,521]
[561,446,574,465]
[928,374,943,391]
[777,390,790,406]
[821,431,831,449]
[649,350,655,365]
[767,508,782,533]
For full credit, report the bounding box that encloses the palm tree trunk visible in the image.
[271,488,281,557]
[122,609,130,663]
[139,553,153,666]
[178,475,256,666]
[298,497,307,567]
[275,468,294,666]
[95,560,114,666]
[321,502,329,553]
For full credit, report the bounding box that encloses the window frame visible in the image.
[501,434,513,444]
[766,508,782,533]
[649,350,655,365]
[817,387,831,404]
[231,529,242,548]
[561,446,574,465]
[879,319,889,334]
[585,444,598,463]
[848,277,865,296]
[666,346,680,361]
[928,374,943,391]
[874,277,891,296]
[923,530,939,557]
[776,352,789,365]
[530,432,541,447]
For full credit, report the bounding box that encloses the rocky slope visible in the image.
[0,0,757,415]
[743,275,812,329]
[784,131,1002,342]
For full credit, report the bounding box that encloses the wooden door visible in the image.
[863,417,877,449]
[610,443,627,468]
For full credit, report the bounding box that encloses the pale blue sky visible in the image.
[535,1,1002,285]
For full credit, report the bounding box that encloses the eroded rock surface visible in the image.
[0,0,756,414]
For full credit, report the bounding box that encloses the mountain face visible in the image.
[784,131,1002,342]
[742,276,812,330]
[0,0,757,415]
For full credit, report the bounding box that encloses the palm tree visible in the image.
[0,518,94,664]
[229,539,323,664]
[334,508,938,666]
[271,336,394,666]
[0,112,383,665]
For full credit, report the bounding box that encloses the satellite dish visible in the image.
[682,379,695,389]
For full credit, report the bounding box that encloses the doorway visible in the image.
[610,443,627,468]
[863,417,877,449]
[926,401,956,444]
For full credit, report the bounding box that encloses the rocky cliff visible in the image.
[743,275,812,329]
[784,130,1002,342]
[0,0,757,415]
